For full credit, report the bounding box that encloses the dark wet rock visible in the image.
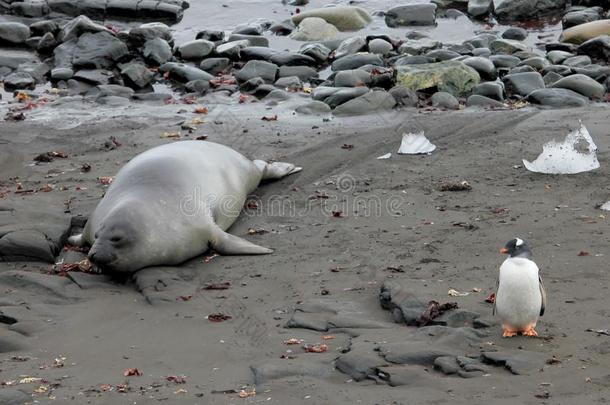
[278,65,317,81]
[546,42,578,53]
[467,94,506,107]
[335,36,367,59]
[18,61,50,82]
[160,62,213,82]
[37,32,57,53]
[3,72,36,90]
[405,30,430,40]
[468,0,493,17]
[196,29,224,42]
[129,22,173,47]
[290,17,339,41]
[226,34,267,48]
[120,62,154,89]
[572,64,610,78]
[240,46,276,62]
[474,81,505,100]
[389,85,419,107]
[396,60,480,96]
[274,76,302,90]
[368,38,394,55]
[563,55,592,67]
[132,92,172,102]
[395,55,435,65]
[270,52,316,67]
[379,341,459,366]
[518,56,549,70]
[433,309,484,328]
[252,360,334,385]
[291,6,372,31]
[527,87,589,106]
[502,71,545,96]
[547,50,574,64]
[472,47,491,56]
[177,39,215,59]
[143,37,172,65]
[494,0,567,21]
[333,90,396,116]
[0,51,39,70]
[542,64,572,75]
[236,60,278,83]
[299,43,331,62]
[550,73,605,98]
[0,388,30,405]
[51,67,74,80]
[481,350,546,375]
[577,35,610,62]
[200,57,231,75]
[73,69,113,85]
[95,95,129,106]
[335,352,388,381]
[263,89,291,103]
[434,356,459,374]
[563,8,602,28]
[331,53,384,71]
[334,69,372,87]
[30,20,60,37]
[92,84,135,98]
[509,65,536,74]
[10,1,50,17]
[490,38,528,54]
[269,21,294,36]
[295,100,332,115]
[0,22,31,44]
[216,39,250,59]
[398,38,441,55]
[184,79,210,94]
[431,91,459,109]
[489,54,521,68]
[447,43,475,55]
[386,4,437,27]
[462,56,497,80]
[67,78,94,94]
[543,71,564,85]
[57,15,111,43]
[502,27,528,41]
[232,23,265,36]
[66,31,129,69]
[425,49,461,61]
[464,33,499,49]
[0,230,55,262]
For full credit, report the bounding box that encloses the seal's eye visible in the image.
[110,236,123,243]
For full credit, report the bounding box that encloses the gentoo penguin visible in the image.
[494,238,546,337]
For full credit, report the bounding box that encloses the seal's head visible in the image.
[88,207,149,273]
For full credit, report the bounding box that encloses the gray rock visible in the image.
[0,51,39,70]
[472,48,491,57]
[547,50,574,64]
[386,4,437,27]
[11,1,50,17]
[95,84,135,98]
[274,76,302,90]
[159,62,214,82]
[434,356,459,374]
[481,350,546,375]
[335,37,367,59]
[3,72,36,90]
[474,81,505,100]
[336,352,387,381]
[227,34,268,47]
[379,341,458,366]
[129,22,173,46]
[278,65,317,81]
[447,43,475,55]
[0,230,55,262]
[290,17,339,41]
[0,22,31,44]
[177,39,215,59]
[200,57,231,75]
[216,39,250,59]
[431,91,459,109]
[468,0,493,17]
[467,94,507,107]
[369,38,394,55]
[37,32,57,53]
[502,71,545,96]
[143,37,172,65]
[562,55,592,67]
[389,85,419,107]
[332,53,384,71]
[527,88,589,107]
[490,38,528,54]
[509,65,536,74]
[489,54,521,68]
[299,43,331,62]
[295,100,332,115]
[58,15,111,43]
[18,62,50,82]
[334,69,372,87]
[236,60,278,83]
[425,49,461,61]
[51,67,74,80]
[196,29,224,42]
[543,71,563,85]
[399,39,442,55]
[577,35,610,62]
[184,80,210,94]
[30,21,59,37]
[71,32,130,69]
[464,33,498,49]
[263,89,291,102]
[550,73,605,98]
[395,55,435,65]
[312,86,370,108]
[73,69,113,85]
[463,56,497,80]
[270,52,316,67]
[517,57,548,70]
[563,8,601,29]
[66,79,94,95]
[493,0,567,21]
[502,27,528,41]
[121,62,154,89]
[542,64,572,75]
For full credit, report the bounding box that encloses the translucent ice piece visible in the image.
[377,153,391,159]
[523,122,600,174]
[600,201,610,211]
[397,131,436,155]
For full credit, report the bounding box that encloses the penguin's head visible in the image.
[500,238,532,258]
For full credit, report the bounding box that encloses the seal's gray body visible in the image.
[74,141,300,272]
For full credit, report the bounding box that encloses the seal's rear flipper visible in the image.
[210,228,273,255]
[68,234,85,246]
[254,160,303,180]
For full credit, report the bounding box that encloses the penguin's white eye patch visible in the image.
[515,238,524,247]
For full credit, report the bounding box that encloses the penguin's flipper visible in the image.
[539,275,546,317]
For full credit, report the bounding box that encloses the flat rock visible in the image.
[278,65,317,81]
[0,22,31,44]
[295,100,332,115]
[57,15,112,43]
[526,87,590,106]
[71,31,130,69]
[0,230,55,262]
[0,388,30,405]
[468,0,493,17]
[386,4,437,27]
[481,350,546,375]
[333,90,396,116]
[120,62,154,88]
[490,38,528,54]
[2,72,36,91]
[236,60,278,83]
[200,57,231,75]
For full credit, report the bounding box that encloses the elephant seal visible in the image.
[69,140,301,272]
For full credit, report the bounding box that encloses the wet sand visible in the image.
[1,102,609,404]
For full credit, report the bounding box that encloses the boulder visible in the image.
[502,71,545,96]
[396,60,481,96]
[431,91,459,109]
[291,6,372,31]
[490,39,528,54]
[333,90,396,115]
[385,4,437,27]
[550,73,605,98]
[120,62,154,88]
[236,60,278,83]
[526,88,589,106]
[72,31,130,69]
[563,8,602,29]
[331,53,384,71]
[493,0,567,21]
[0,22,31,44]
[462,56,497,80]
[177,39,214,59]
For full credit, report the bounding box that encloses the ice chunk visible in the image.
[397,131,436,155]
[523,122,600,174]
[377,153,391,159]
[600,201,610,211]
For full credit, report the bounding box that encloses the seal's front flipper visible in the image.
[210,227,273,255]
[254,160,303,180]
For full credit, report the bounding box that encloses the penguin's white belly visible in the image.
[496,258,542,329]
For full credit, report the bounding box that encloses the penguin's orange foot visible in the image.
[522,325,538,337]
[502,326,518,338]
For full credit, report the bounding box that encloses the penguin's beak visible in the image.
[500,248,509,254]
